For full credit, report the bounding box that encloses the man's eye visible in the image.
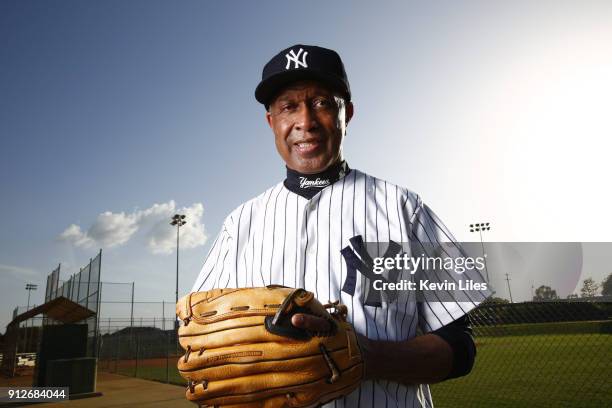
[313,99,332,108]
[280,103,296,112]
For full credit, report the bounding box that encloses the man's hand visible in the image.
[292,313,453,385]
[291,313,373,379]
[291,313,332,332]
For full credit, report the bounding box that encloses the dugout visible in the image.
[0,296,94,378]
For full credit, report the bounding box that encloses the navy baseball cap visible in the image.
[255,44,351,107]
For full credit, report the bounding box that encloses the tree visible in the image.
[482,296,510,305]
[602,273,612,296]
[533,285,558,301]
[580,278,599,298]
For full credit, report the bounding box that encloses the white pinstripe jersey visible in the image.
[191,168,489,408]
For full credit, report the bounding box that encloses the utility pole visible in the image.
[505,273,514,303]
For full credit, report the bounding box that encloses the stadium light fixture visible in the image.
[469,222,491,283]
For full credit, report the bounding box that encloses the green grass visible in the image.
[431,333,612,407]
[116,365,185,385]
[473,320,612,337]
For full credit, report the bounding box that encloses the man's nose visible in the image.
[294,104,318,132]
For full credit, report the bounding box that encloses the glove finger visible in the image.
[187,364,363,407]
[179,317,357,358]
[201,396,291,408]
[178,326,350,368]
[181,350,346,382]
[179,318,290,351]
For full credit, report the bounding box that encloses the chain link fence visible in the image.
[96,299,611,406]
[432,299,612,407]
[97,317,184,384]
[96,296,183,385]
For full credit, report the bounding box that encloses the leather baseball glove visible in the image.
[176,285,364,407]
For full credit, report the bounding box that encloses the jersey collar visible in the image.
[284,161,351,199]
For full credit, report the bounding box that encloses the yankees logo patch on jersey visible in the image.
[191,168,490,408]
[299,176,330,189]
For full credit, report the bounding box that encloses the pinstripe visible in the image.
[216,231,233,289]
[339,175,346,302]
[247,202,254,287]
[366,178,380,408]
[221,249,232,288]
[394,187,406,406]
[258,188,275,286]
[372,178,381,344]
[212,232,230,289]
[302,203,309,290]
[394,188,405,337]
[383,181,391,341]
[269,185,284,284]
[338,175,349,406]
[295,194,299,288]
[328,183,333,303]
[382,181,398,408]
[351,171,362,408]
[315,190,320,300]
[282,189,289,286]
[234,204,245,288]
[366,174,377,408]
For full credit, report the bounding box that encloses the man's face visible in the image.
[266,80,353,174]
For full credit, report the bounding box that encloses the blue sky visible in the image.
[2,0,612,330]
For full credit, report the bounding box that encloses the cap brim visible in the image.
[255,69,349,106]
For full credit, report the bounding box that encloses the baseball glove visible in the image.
[176,285,364,407]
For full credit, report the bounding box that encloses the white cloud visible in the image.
[58,224,95,248]
[88,211,139,247]
[147,203,207,255]
[58,201,207,254]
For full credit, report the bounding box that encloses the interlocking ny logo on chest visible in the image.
[286,48,308,69]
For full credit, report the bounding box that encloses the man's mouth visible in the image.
[294,139,322,154]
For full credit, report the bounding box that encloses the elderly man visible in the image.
[190,44,489,407]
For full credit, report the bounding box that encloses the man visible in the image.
[191,44,490,407]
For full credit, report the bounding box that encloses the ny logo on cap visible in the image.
[285,48,308,70]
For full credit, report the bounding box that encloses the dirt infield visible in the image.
[0,370,34,387]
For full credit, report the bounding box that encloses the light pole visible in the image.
[170,214,186,330]
[26,283,37,312]
[469,222,490,282]
[25,283,37,352]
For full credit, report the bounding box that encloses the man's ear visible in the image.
[345,101,354,126]
[265,110,273,128]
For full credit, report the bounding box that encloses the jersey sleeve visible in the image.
[190,219,236,292]
[410,198,492,333]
